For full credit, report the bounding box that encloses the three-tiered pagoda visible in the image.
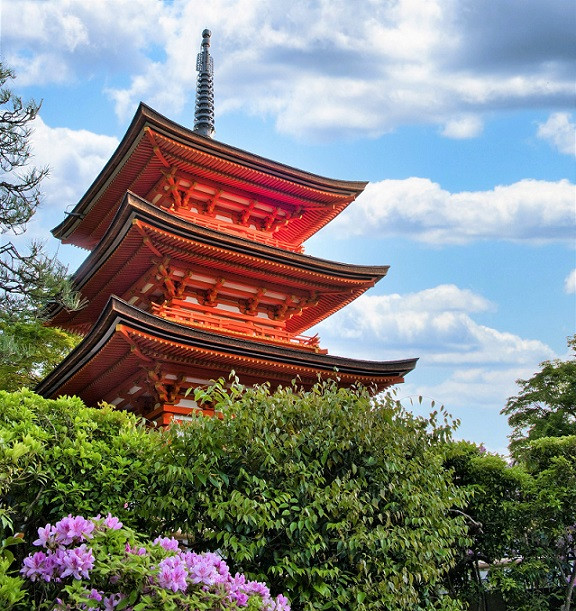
[37,30,417,425]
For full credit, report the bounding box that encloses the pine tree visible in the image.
[0,63,81,390]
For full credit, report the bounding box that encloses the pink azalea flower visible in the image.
[125,542,147,556]
[188,556,220,586]
[54,515,95,545]
[228,590,249,606]
[22,516,290,609]
[156,556,188,592]
[33,524,56,548]
[273,594,291,610]
[102,592,124,609]
[21,551,51,582]
[88,588,103,602]
[153,535,180,551]
[103,513,123,530]
[57,545,95,580]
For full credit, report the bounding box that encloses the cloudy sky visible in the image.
[2,0,574,453]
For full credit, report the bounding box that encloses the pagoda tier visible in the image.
[37,297,418,426]
[49,192,389,350]
[53,103,367,253]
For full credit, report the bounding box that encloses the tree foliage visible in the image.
[0,322,80,391]
[0,64,47,235]
[0,61,69,316]
[502,335,576,459]
[0,62,81,389]
[446,438,576,610]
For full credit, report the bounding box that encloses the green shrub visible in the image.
[142,380,470,609]
[0,389,159,541]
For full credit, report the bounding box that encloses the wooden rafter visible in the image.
[116,324,155,364]
[204,190,221,216]
[140,223,361,289]
[145,369,185,405]
[133,220,163,257]
[175,269,195,299]
[152,130,341,208]
[144,127,170,168]
[151,161,305,223]
[179,181,199,210]
[154,257,177,299]
[244,286,266,315]
[161,167,181,209]
[240,200,256,226]
[126,268,162,308]
[262,208,279,232]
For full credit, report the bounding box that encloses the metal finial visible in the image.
[193,29,215,138]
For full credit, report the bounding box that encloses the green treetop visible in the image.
[502,334,576,459]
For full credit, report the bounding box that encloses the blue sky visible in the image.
[2,0,574,453]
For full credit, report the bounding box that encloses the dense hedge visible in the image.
[0,384,470,609]
[141,381,470,609]
[0,389,159,539]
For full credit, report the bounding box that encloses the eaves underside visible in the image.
[89,192,389,280]
[48,193,389,335]
[53,103,368,243]
[37,296,418,399]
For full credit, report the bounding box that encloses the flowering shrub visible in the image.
[21,514,290,610]
[2,386,470,608]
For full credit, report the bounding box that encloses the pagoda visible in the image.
[37,31,417,425]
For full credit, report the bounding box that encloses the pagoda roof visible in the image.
[37,296,418,408]
[49,192,389,336]
[53,103,368,250]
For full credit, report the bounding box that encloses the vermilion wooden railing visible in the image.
[151,302,325,353]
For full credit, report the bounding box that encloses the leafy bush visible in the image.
[0,389,160,541]
[140,380,470,609]
[0,384,470,609]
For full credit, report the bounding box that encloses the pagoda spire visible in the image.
[193,29,215,138]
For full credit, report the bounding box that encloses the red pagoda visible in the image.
[37,31,417,425]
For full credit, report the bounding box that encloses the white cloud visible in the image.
[537,113,576,157]
[6,118,119,262]
[315,286,554,367]
[565,269,576,294]
[402,367,525,409]
[2,0,174,86]
[314,284,555,452]
[397,365,532,454]
[440,115,483,139]
[329,177,575,245]
[3,0,573,140]
[30,117,119,216]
